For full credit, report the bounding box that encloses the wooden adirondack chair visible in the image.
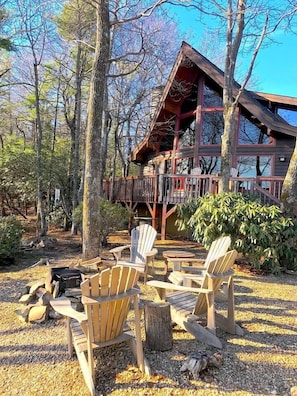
[50,266,150,396]
[147,250,243,349]
[168,235,231,285]
[109,224,158,283]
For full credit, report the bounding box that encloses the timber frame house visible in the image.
[103,42,297,240]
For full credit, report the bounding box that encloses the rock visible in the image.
[180,352,223,380]
[52,281,60,298]
[15,308,30,323]
[28,305,49,323]
[29,258,49,268]
[29,281,46,294]
[291,386,297,396]
[18,294,35,304]
[19,285,31,296]
[36,287,52,305]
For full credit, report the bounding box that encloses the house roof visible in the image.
[131,41,297,163]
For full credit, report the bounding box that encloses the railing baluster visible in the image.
[109,174,283,207]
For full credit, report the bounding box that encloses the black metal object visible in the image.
[50,267,82,294]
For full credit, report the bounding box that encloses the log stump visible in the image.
[144,301,173,351]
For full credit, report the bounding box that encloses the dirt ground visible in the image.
[0,226,296,396]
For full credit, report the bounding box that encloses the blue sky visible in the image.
[166,5,297,98]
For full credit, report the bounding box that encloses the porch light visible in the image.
[279,156,286,162]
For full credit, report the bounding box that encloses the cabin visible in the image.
[103,42,297,239]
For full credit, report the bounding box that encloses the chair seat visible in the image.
[167,291,197,316]
[71,320,134,353]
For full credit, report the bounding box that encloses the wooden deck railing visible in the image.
[103,175,283,206]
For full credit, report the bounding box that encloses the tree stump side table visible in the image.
[144,301,173,351]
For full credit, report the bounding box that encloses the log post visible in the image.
[144,301,173,351]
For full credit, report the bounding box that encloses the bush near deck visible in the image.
[73,199,131,246]
[176,193,297,273]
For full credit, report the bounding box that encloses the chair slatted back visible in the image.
[193,250,238,315]
[204,236,231,267]
[80,266,139,343]
[130,224,157,264]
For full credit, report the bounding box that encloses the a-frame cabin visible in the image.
[103,42,297,239]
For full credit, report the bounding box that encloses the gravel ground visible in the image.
[0,233,296,396]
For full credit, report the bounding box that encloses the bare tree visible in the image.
[280,3,297,213]
[55,0,94,233]
[167,0,296,192]
[107,12,181,180]
[13,0,57,236]
[82,0,169,259]
[82,0,110,259]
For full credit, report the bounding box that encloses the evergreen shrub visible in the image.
[0,216,24,260]
[73,199,131,246]
[176,193,297,273]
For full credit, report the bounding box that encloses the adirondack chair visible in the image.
[50,266,150,396]
[168,235,231,285]
[147,250,243,349]
[109,224,158,283]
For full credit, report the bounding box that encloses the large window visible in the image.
[201,112,223,145]
[203,85,223,108]
[277,108,297,126]
[199,156,221,174]
[175,157,193,174]
[239,116,271,145]
[237,156,271,177]
[178,117,195,148]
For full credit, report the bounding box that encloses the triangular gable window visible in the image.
[239,116,271,145]
[203,85,223,108]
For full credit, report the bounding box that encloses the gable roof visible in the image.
[131,41,297,163]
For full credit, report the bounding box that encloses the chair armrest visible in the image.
[109,244,131,261]
[147,280,210,294]
[145,248,158,259]
[50,296,87,323]
[147,279,211,301]
[207,269,234,279]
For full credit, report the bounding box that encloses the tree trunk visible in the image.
[219,104,236,192]
[219,0,245,193]
[82,0,110,260]
[33,62,47,236]
[71,43,83,235]
[281,138,297,216]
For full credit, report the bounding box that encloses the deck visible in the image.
[103,174,284,207]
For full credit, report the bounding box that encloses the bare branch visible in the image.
[0,67,10,78]
[110,0,167,26]
[234,11,269,106]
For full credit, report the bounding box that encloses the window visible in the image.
[199,156,221,174]
[237,156,271,177]
[178,117,195,148]
[201,112,223,145]
[175,157,193,174]
[239,116,271,145]
[277,108,297,126]
[203,85,223,108]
